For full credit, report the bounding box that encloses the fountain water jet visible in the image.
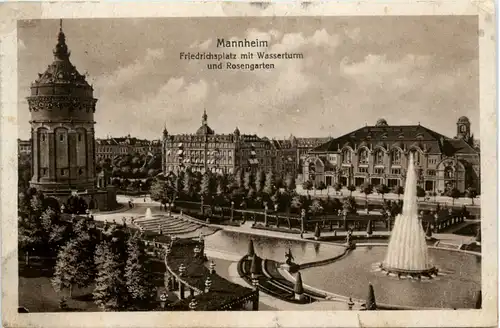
[145,208,153,220]
[381,153,438,278]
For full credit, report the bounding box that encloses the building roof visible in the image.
[457,116,471,124]
[95,136,160,147]
[196,124,215,135]
[311,122,477,155]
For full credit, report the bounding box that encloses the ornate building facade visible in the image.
[162,111,330,177]
[303,117,480,194]
[26,21,116,210]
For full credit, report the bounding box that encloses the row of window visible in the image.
[344,168,451,176]
[167,142,235,149]
[39,167,86,176]
[341,149,438,166]
[39,134,86,142]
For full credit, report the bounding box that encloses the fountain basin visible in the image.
[299,245,481,309]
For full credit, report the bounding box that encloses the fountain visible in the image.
[145,208,153,220]
[380,153,438,279]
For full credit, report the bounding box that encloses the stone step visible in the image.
[137,221,200,229]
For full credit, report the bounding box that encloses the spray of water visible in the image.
[382,153,434,273]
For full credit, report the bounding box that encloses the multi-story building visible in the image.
[18,139,32,155]
[162,111,330,177]
[25,20,116,210]
[303,117,480,194]
[95,136,161,160]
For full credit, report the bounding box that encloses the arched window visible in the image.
[391,149,401,165]
[359,148,369,165]
[342,149,352,164]
[374,149,384,165]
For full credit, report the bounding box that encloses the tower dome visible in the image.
[196,109,214,135]
[375,118,388,127]
[457,116,470,124]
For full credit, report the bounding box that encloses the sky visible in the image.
[17,16,479,140]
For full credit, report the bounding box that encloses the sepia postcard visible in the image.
[1,1,497,327]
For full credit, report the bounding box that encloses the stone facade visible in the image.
[26,21,116,210]
[162,111,330,177]
[303,117,480,194]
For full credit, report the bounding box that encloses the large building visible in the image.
[26,21,116,210]
[95,136,161,160]
[162,111,330,177]
[303,117,480,194]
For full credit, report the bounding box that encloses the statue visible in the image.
[285,248,295,266]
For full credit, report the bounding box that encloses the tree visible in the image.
[264,171,276,195]
[465,187,477,205]
[52,219,97,298]
[51,240,81,298]
[334,182,343,196]
[93,242,130,311]
[255,170,266,194]
[309,199,323,219]
[302,180,313,195]
[361,182,373,206]
[342,196,357,215]
[234,169,244,189]
[316,181,327,194]
[201,173,212,197]
[285,173,296,192]
[244,171,254,191]
[291,195,303,213]
[446,187,461,205]
[392,185,404,199]
[183,170,195,198]
[125,233,155,309]
[347,184,356,197]
[376,184,389,200]
[150,179,168,205]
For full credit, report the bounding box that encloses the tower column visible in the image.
[48,132,56,181]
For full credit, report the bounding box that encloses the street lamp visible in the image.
[204,277,212,293]
[348,297,355,310]
[179,264,186,277]
[209,260,216,274]
[160,292,168,309]
[189,298,198,311]
[194,245,201,258]
[252,277,259,290]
